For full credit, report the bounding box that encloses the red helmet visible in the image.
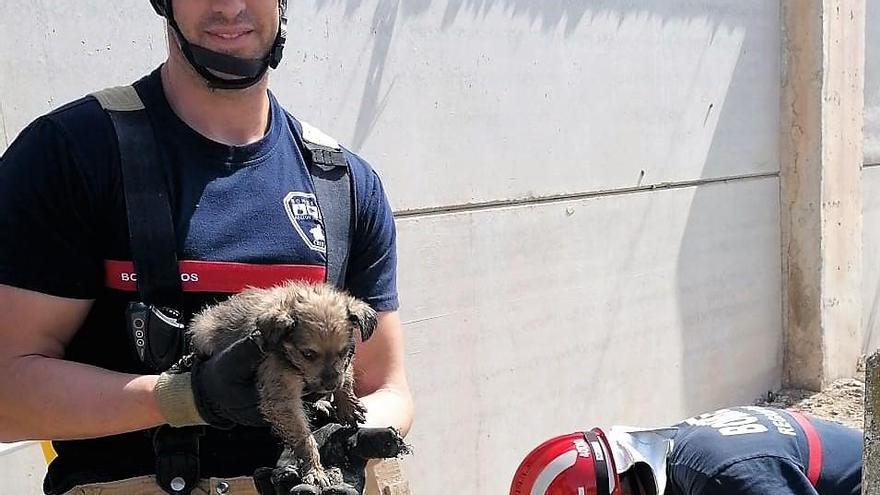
[510,428,621,495]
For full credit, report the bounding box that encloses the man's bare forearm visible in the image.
[0,355,163,442]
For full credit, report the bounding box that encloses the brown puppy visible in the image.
[188,281,378,487]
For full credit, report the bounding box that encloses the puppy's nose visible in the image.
[321,369,340,386]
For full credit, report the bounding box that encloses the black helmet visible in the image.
[150,0,287,89]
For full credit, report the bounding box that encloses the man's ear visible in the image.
[348,299,378,342]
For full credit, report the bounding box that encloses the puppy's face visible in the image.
[282,319,353,394]
[258,283,378,394]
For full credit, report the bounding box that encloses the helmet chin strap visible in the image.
[165,5,286,90]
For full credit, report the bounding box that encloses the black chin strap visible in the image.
[584,430,611,495]
[187,43,266,78]
[173,29,269,90]
[164,4,286,90]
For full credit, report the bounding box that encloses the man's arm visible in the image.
[0,284,163,442]
[353,311,413,436]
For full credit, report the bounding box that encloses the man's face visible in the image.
[172,0,278,59]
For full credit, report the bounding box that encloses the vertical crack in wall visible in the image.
[0,98,9,151]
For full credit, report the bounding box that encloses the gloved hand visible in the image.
[253,423,409,495]
[154,330,267,428]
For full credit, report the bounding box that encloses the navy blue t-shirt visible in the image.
[0,68,398,494]
[666,406,862,495]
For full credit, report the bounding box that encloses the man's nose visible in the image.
[210,0,247,21]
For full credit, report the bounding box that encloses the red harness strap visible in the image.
[787,410,823,486]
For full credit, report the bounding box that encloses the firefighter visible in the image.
[511,405,862,495]
[0,1,413,494]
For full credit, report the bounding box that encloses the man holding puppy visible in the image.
[0,1,413,494]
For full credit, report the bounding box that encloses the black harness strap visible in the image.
[290,119,353,289]
[93,86,182,307]
[93,86,197,495]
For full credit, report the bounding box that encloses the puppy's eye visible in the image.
[301,349,318,361]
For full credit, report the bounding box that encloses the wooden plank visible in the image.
[864,351,880,492]
[365,459,411,495]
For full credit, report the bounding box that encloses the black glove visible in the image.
[190,331,268,428]
[253,423,409,495]
[154,330,268,428]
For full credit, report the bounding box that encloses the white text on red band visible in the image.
[120,272,200,282]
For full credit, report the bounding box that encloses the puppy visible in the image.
[187,281,378,487]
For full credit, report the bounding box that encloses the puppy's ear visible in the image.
[256,306,297,347]
[348,299,378,342]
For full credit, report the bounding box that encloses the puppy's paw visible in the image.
[310,399,335,422]
[301,466,332,489]
[335,398,367,426]
[325,466,344,486]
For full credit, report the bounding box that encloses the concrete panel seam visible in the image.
[394,171,779,219]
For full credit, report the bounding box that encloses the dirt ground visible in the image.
[755,376,866,430]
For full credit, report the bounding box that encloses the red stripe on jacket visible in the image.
[787,410,823,486]
[104,260,326,293]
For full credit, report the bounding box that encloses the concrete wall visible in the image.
[864,0,880,355]
[398,179,782,492]
[866,0,880,166]
[865,167,880,354]
[0,443,48,494]
[1,1,785,493]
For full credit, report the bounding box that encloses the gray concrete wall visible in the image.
[278,2,779,211]
[398,178,782,492]
[0,1,784,493]
[864,166,880,353]
[0,442,48,494]
[864,0,880,356]
[866,0,880,166]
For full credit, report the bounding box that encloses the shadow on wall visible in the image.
[312,0,753,34]
[673,6,781,413]
[304,0,752,151]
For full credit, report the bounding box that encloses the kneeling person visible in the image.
[511,405,862,495]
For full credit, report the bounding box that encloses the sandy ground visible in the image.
[755,377,866,430]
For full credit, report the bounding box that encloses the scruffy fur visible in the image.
[188,281,378,487]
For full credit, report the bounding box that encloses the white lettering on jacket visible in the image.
[684,407,797,437]
[120,272,199,283]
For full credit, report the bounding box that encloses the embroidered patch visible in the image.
[283,192,326,254]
